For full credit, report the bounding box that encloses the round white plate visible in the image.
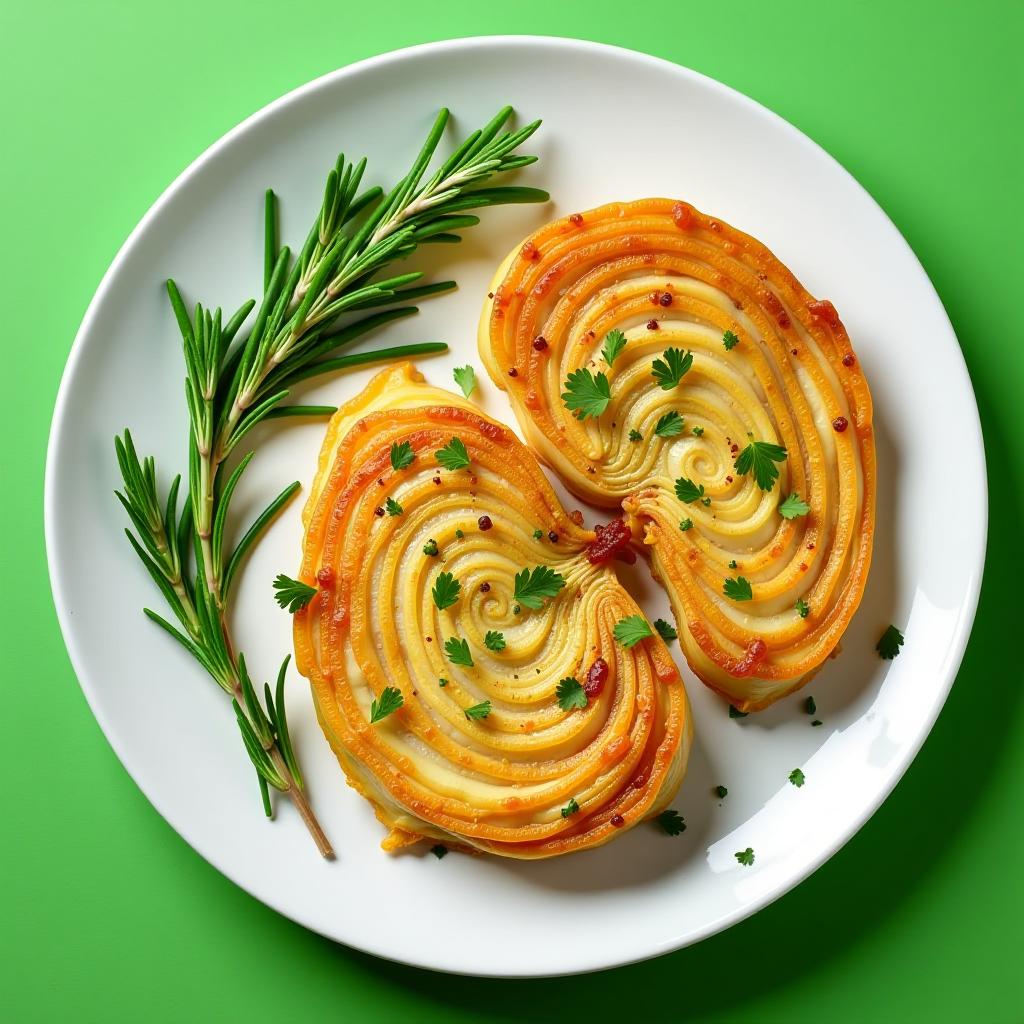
[46,37,986,977]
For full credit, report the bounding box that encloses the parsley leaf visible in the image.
[723,330,740,351]
[724,576,753,601]
[675,477,705,503]
[562,368,611,420]
[272,574,317,613]
[430,844,448,859]
[614,614,653,648]
[656,809,686,836]
[654,411,685,437]
[561,797,580,818]
[385,496,403,517]
[601,329,627,365]
[370,686,404,724]
[423,539,439,556]
[789,768,806,788]
[779,492,810,519]
[452,364,477,398]
[513,565,566,609]
[464,700,492,720]
[729,704,748,719]
[436,436,471,471]
[877,624,905,660]
[629,428,643,442]
[654,618,678,642]
[651,347,694,390]
[679,518,693,532]
[735,847,755,867]
[432,571,461,610]
[735,438,788,491]
[556,676,588,711]
[444,637,473,667]
[795,598,810,618]
[715,785,728,799]
[390,440,414,470]
[484,630,506,652]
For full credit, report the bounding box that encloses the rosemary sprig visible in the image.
[115,106,546,857]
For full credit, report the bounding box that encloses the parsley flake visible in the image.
[532,528,543,539]
[789,768,806,788]
[423,539,439,556]
[601,329,627,366]
[370,686,404,724]
[675,477,705,503]
[562,368,611,419]
[628,428,643,442]
[656,809,686,836]
[444,637,473,667]
[654,411,685,437]
[438,677,448,688]
[723,576,753,602]
[723,330,740,351]
[432,571,461,610]
[513,565,566,609]
[795,598,810,618]
[390,440,415,471]
[556,676,588,711]
[613,614,653,648]
[654,618,678,643]
[735,438,788,491]
[430,844,448,859]
[651,347,694,390]
[728,559,738,569]
[436,437,471,471]
[464,700,491,720]
[735,847,755,867]
[715,785,728,799]
[561,797,580,818]
[452,364,477,398]
[484,630,506,652]
[679,518,693,532]
[804,696,816,715]
[384,496,403,517]
[779,492,811,519]
[272,574,317,613]
[692,425,704,437]
[877,624,905,660]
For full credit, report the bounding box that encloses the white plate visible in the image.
[45,37,986,977]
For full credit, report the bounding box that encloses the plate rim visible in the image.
[44,34,988,977]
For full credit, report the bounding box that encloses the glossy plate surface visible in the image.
[45,37,986,976]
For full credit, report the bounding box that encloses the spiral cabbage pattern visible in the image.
[294,364,691,857]
[479,199,875,710]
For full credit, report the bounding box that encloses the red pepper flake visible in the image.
[647,319,659,330]
[778,312,791,329]
[832,416,849,433]
[725,475,733,483]
[520,241,540,261]
[709,220,722,232]
[374,506,385,517]
[480,582,491,593]
[632,773,648,790]
[432,476,441,485]
[730,443,739,454]
[842,353,856,367]
[569,509,584,527]
[316,566,335,588]
[791,349,799,356]
[584,657,609,698]
[532,336,548,351]
[508,368,518,377]
[586,518,632,565]
[610,813,625,828]
[807,542,815,550]
[377,477,385,487]
[478,515,493,531]
[799,562,808,572]
[425,637,432,643]
[569,213,584,227]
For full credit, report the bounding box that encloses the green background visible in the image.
[3,1,1021,1020]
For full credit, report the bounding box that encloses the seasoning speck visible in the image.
[478,515,493,531]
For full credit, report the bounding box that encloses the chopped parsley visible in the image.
[795,598,810,618]
[438,677,448,688]
[444,637,473,667]
[513,565,566,609]
[384,496,403,517]
[679,517,693,532]
[533,528,543,539]
[656,809,686,836]
[804,696,816,715]
[811,719,823,727]
[789,768,806,788]
[435,436,471,471]
[735,847,755,867]
[464,700,492,720]
[369,686,404,724]
[654,411,685,437]
[628,428,643,442]
[613,614,653,648]
[556,676,588,710]
[729,704,748,719]
[390,440,414,470]
[430,844,448,859]
[723,576,753,602]
[654,618,678,643]
[560,797,580,818]
[562,367,611,419]
[701,496,712,507]
[272,574,317,613]
[431,571,461,610]
[455,529,464,539]
[601,328,627,366]
[674,477,705,503]
[715,785,728,799]
[692,425,704,437]
[728,559,738,569]
[484,630,506,652]
[876,624,905,660]
[423,539,439,556]
[722,330,740,351]
[452,364,477,398]
[735,438,788,491]
[779,492,810,519]
[651,347,694,390]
